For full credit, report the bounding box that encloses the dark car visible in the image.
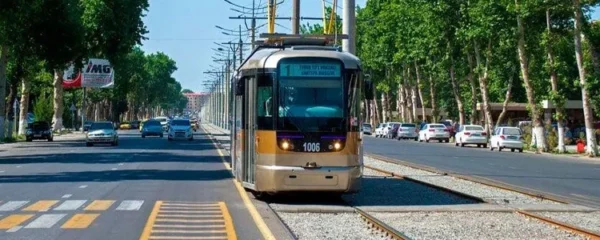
[26,121,53,142]
[130,120,140,129]
[440,121,455,137]
[83,121,93,131]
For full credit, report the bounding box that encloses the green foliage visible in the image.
[33,94,53,123]
[546,124,558,152]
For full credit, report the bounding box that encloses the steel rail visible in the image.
[355,208,412,240]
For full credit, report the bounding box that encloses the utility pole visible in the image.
[343,0,356,54]
[292,0,300,34]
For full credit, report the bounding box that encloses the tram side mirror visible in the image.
[235,78,244,96]
[364,79,374,100]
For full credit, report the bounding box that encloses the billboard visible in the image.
[63,58,114,88]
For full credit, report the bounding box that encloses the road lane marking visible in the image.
[62,194,72,199]
[61,213,99,229]
[155,219,224,223]
[139,201,162,240]
[116,200,144,211]
[160,210,222,214]
[152,224,225,228]
[0,214,34,229]
[162,203,219,207]
[232,179,275,240]
[7,226,23,232]
[0,201,29,211]
[84,200,115,211]
[24,214,66,228]
[156,214,223,218]
[219,202,237,240]
[23,200,59,212]
[151,229,227,234]
[54,200,87,211]
[78,185,87,189]
[148,237,227,240]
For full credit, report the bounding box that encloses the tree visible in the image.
[181,89,194,94]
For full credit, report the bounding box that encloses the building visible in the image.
[184,92,207,113]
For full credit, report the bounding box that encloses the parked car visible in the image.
[386,123,401,139]
[86,121,119,146]
[119,122,131,130]
[130,120,140,129]
[154,116,169,131]
[25,121,53,142]
[83,121,93,132]
[362,123,373,135]
[141,120,164,138]
[374,123,387,138]
[418,124,450,143]
[489,127,523,152]
[396,123,418,141]
[168,119,194,141]
[455,124,487,148]
[383,122,401,138]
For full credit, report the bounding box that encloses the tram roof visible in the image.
[239,46,361,71]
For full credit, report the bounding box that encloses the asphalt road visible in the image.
[363,135,600,208]
[0,129,262,240]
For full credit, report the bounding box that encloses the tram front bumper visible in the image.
[255,165,362,193]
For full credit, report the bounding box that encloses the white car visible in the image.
[455,124,488,148]
[490,127,524,152]
[362,123,373,135]
[418,124,450,143]
[383,122,401,138]
[396,123,418,141]
[374,123,387,137]
[154,116,169,131]
[168,119,194,141]
[86,121,118,146]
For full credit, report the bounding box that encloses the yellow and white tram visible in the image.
[230,35,373,197]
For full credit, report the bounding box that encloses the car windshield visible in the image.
[90,122,113,130]
[401,124,416,128]
[362,124,372,128]
[465,126,484,131]
[145,121,161,126]
[431,125,445,129]
[171,120,190,126]
[503,128,521,135]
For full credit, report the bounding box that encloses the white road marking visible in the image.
[24,214,66,228]
[78,185,87,189]
[111,168,117,171]
[0,201,29,211]
[16,166,21,168]
[7,226,23,232]
[118,163,124,166]
[54,200,87,210]
[116,200,144,211]
[62,194,72,199]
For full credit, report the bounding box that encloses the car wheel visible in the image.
[414,137,418,141]
[142,134,146,138]
[461,143,465,147]
[48,137,53,142]
[483,144,487,148]
[519,148,523,153]
[189,137,194,141]
[438,139,442,143]
[160,134,164,138]
[445,139,450,143]
[425,137,430,143]
[168,138,172,141]
[489,144,494,151]
[26,138,33,142]
[511,148,515,152]
[498,144,503,152]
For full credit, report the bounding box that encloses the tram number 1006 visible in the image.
[303,142,321,152]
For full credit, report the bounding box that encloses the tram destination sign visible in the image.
[280,63,341,78]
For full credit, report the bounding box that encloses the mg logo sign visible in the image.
[86,61,112,74]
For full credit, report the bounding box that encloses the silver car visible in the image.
[396,123,418,141]
[362,123,372,135]
[86,121,119,146]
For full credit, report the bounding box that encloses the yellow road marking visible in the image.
[155,219,225,223]
[157,214,223,218]
[162,203,219,207]
[0,214,34,229]
[160,206,220,210]
[160,210,222,214]
[232,179,275,240]
[139,201,162,240]
[61,214,99,229]
[22,200,59,212]
[149,237,227,240]
[151,229,227,234]
[219,202,237,240]
[152,224,225,228]
[84,200,115,211]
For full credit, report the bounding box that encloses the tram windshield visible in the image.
[277,60,346,132]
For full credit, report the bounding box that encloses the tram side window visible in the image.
[256,75,273,129]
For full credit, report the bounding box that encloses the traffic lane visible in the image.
[363,136,600,207]
[0,130,262,239]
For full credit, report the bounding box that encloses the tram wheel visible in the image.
[251,191,273,201]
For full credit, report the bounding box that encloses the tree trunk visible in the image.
[516,0,546,152]
[415,63,427,122]
[6,77,17,139]
[399,78,406,122]
[381,92,388,123]
[546,9,566,153]
[429,75,439,122]
[467,52,478,124]
[18,78,31,135]
[450,58,466,125]
[473,40,494,135]
[373,96,380,126]
[495,75,514,129]
[573,0,598,156]
[52,70,65,130]
[0,45,8,139]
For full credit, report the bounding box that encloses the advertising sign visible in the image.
[63,58,114,88]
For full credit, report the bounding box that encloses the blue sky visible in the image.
[140,0,595,93]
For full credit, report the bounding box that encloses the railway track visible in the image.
[365,154,600,240]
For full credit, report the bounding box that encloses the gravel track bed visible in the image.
[365,156,560,205]
[344,168,478,206]
[372,212,586,240]
[540,211,600,233]
[277,212,387,240]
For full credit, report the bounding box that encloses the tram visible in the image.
[230,34,374,196]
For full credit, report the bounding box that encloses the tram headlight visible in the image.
[281,140,290,150]
[334,142,342,150]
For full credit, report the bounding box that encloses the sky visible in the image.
[141,0,367,93]
[141,0,594,93]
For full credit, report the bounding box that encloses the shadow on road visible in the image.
[0,168,232,183]
[0,153,224,165]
